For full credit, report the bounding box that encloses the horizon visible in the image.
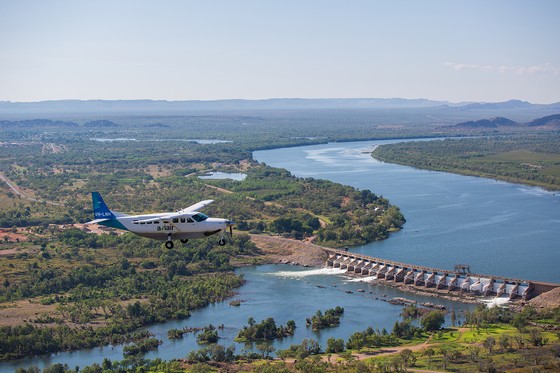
[1,1,559,104]
[1,97,557,105]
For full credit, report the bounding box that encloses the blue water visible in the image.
[198,172,247,181]
[4,138,559,371]
[254,139,560,283]
[2,265,476,371]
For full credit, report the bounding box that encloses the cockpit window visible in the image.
[191,213,208,222]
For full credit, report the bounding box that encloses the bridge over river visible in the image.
[324,248,559,301]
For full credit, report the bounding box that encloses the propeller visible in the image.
[226,220,235,236]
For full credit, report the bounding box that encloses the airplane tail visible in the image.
[92,192,116,220]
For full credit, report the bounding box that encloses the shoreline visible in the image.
[246,234,541,308]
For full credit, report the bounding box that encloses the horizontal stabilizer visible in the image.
[86,218,110,225]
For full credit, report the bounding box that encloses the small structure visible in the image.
[454,264,471,275]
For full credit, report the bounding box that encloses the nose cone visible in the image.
[207,218,233,230]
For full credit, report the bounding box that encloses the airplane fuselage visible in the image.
[99,213,229,241]
[89,192,233,248]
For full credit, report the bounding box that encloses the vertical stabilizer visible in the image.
[92,192,115,220]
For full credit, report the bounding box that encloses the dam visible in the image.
[324,248,559,301]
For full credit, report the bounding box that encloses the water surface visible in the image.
[254,139,560,283]
[1,265,475,371]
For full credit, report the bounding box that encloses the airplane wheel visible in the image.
[165,241,174,249]
[180,239,189,244]
[218,238,226,246]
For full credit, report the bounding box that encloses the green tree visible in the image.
[423,347,435,365]
[399,348,416,368]
[483,336,496,354]
[421,310,445,332]
[326,337,345,353]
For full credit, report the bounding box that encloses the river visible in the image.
[3,138,559,371]
[254,139,560,283]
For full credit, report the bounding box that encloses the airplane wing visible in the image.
[178,199,214,214]
[128,200,214,223]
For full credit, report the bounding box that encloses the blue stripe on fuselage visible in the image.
[98,218,129,231]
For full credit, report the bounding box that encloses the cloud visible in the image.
[444,62,560,75]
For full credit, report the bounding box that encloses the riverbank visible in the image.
[245,234,481,305]
[247,234,329,267]
[371,137,560,192]
[246,234,560,309]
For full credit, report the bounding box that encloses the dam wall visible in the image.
[324,248,559,301]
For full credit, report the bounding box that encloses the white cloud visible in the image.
[444,62,560,75]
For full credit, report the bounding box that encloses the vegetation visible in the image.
[122,337,161,356]
[276,338,323,360]
[1,110,559,370]
[372,134,560,190]
[43,304,555,372]
[196,325,219,344]
[421,310,446,331]
[235,317,296,342]
[0,113,409,362]
[305,306,344,330]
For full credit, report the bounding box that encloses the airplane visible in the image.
[87,192,234,249]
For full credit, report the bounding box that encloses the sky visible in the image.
[1,0,559,103]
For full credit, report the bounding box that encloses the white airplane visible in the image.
[87,192,234,249]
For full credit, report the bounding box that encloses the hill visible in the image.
[527,114,560,127]
[1,98,559,116]
[454,117,518,128]
[451,114,560,130]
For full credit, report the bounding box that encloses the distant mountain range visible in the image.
[454,114,560,129]
[0,119,120,128]
[1,98,559,115]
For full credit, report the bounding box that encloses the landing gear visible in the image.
[218,238,226,246]
[165,233,174,249]
[180,239,189,244]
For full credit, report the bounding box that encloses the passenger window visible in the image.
[172,218,179,223]
[154,221,160,224]
[180,218,186,223]
[140,222,145,225]
[147,221,152,224]
[187,218,194,223]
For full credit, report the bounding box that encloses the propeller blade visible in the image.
[226,220,234,236]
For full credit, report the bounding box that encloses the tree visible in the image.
[527,327,547,346]
[326,337,345,353]
[256,342,275,358]
[483,336,496,354]
[450,309,457,327]
[401,304,420,319]
[439,346,459,370]
[499,334,510,352]
[423,348,435,365]
[399,348,416,368]
[421,310,445,332]
[468,345,481,362]
[512,333,525,349]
